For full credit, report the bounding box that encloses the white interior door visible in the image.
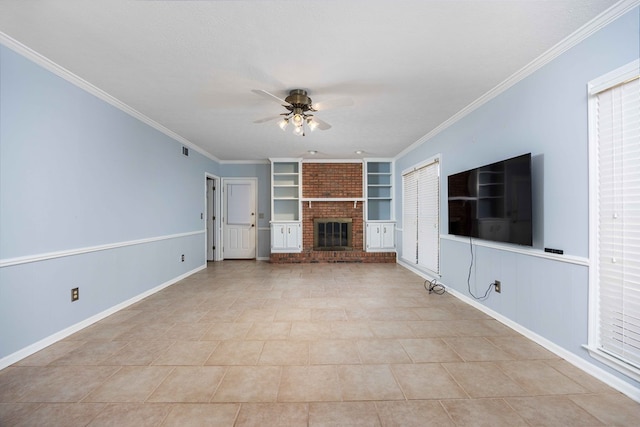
[223,179,256,259]
[206,177,216,261]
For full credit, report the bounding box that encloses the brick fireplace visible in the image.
[270,162,395,263]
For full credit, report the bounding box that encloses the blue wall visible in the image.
[0,45,221,361]
[395,7,639,389]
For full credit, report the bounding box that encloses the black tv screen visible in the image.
[448,153,532,246]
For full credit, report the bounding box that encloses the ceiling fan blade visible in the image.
[313,117,332,130]
[252,89,289,105]
[253,114,284,124]
[312,97,354,111]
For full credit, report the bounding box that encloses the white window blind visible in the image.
[595,76,640,370]
[402,158,440,274]
[402,171,418,264]
[417,162,440,273]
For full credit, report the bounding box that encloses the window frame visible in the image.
[587,59,640,382]
[401,155,441,275]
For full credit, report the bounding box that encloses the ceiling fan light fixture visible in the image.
[293,125,304,136]
[292,113,303,126]
[278,118,289,130]
[307,117,319,131]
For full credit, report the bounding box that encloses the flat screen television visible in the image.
[448,153,532,246]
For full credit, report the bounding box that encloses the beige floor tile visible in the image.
[236,403,309,427]
[497,360,587,395]
[212,366,281,402]
[0,402,105,427]
[309,402,381,426]
[407,320,458,338]
[278,366,341,402]
[147,366,226,402]
[443,362,528,398]
[163,322,211,340]
[162,403,240,426]
[441,398,528,426]
[391,364,467,399]
[152,341,218,366]
[507,396,604,426]
[0,403,43,426]
[546,359,618,393]
[311,308,348,321]
[5,262,640,425]
[330,321,375,339]
[115,323,174,341]
[50,341,128,366]
[289,322,333,340]
[245,322,291,340]
[102,340,174,366]
[309,340,361,365]
[14,341,85,367]
[400,338,462,363]
[486,335,560,360]
[412,306,459,321]
[443,336,513,361]
[356,339,412,364]
[368,321,416,338]
[86,403,173,427]
[65,322,134,342]
[570,392,640,426]
[275,308,311,322]
[202,322,252,340]
[338,364,404,401]
[83,366,173,403]
[236,308,277,322]
[375,400,455,426]
[205,340,264,366]
[199,308,243,322]
[259,341,309,365]
[1,366,118,403]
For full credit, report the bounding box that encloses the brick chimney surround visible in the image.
[270,162,395,263]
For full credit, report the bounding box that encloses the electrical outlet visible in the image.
[181,254,185,262]
[71,287,79,302]
[494,280,501,293]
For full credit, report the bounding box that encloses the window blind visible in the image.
[417,161,440,273]
[402,171,418,264]
[596,77,640,368]
[402,159,440,273]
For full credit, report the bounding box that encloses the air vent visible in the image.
[182,146,189,157]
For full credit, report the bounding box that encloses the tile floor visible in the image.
[1,261,640,426]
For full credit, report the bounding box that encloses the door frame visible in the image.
[221,177,258,260]
[205,173,222,262]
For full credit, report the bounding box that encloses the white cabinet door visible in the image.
[366,222,395,252]
[271,223,301,252]
[382,223,395,249]
[271,224,287,250]
[366,223,382,250]
[285,223,300,250]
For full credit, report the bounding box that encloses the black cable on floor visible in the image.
[424,278,446,295]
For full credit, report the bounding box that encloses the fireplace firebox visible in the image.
[314,218,353,250]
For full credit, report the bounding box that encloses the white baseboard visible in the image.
[0,264,206,370]
[397,261,640,403]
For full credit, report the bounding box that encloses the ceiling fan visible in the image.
[252,89,353,136]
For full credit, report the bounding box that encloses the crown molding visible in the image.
[395,0,640,161]
[0,32,221,164]
[219,159,270,165]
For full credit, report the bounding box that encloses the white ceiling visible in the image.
[0,0,621,161]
